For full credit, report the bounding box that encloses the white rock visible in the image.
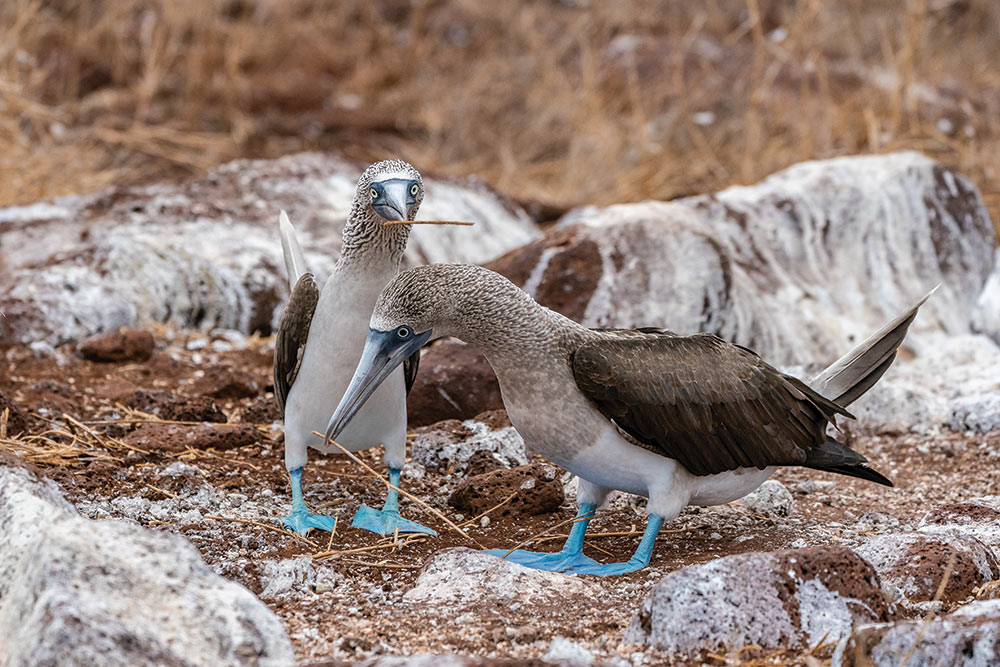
[735,480,794,517]
[404,548,599,608]
[0,153,540,345]
[0,464,293,665]
[259,556,342,598]
[410,418,528,471]
[625,546,889,658]
[835,600,1000,666]
[918,497,1000,548]
[544,636,595,665]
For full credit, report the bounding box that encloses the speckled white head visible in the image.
[341,159,424,258]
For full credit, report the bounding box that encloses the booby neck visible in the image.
[374,264,590,369]
[339,207,411,266]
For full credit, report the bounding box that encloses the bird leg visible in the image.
[280,467,339,534]
[350,467,437,536]
[565,514,664,576]
[483,503,606,571]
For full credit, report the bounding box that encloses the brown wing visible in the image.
[571,333,852,477]
[273,273,319,413]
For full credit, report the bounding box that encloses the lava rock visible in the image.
[855,532,1000,612]
[835,599,1000,666]
[410,415,527,472]
[406,340,503,426]
[0,391,28,435]
[0,464,293,665]
[192,364,260,399]
[919,497,1000,548]
[625,546,892,659]
[449,464,563,517]
[78,329,155,363]
[125,423,259,452]
[238,395,283,424]
[404,548,598,609]
[121,389,227,423]
[735,479,794,517]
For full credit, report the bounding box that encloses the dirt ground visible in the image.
[2,330,999,665]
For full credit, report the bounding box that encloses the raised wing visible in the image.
[273,273,319,413]
[571,333,852,477]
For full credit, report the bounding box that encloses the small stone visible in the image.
[449,464,564,517]
[410,415,527,472]
[544,636,594,665]
[78,329,155,363]
[736,480,794,517]
[919,497,1000,548]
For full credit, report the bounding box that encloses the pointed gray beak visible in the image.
[372,181,411,222]
[325,327,432,445]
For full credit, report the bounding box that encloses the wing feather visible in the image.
[571,333,851,477]
[273,273,319,413]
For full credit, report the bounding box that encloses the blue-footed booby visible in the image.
[324,263,933,575]
[274,159,456,536]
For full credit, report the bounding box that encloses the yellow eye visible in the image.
[410,184,419,196]
[370,188,378,199]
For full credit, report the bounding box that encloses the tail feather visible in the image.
[804,437,893,487]
[279,210,308,288]
[810,286,938,406]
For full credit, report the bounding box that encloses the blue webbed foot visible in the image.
[559,556,648,576]
[483,548,603,572]
[352,505,437,536]
[280,510,338,535]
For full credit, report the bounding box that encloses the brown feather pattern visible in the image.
[273,273,319,413]
[571,333,854,477]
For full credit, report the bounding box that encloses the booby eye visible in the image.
[370,188,378,199]
[396,326,411,339]
[409,183,419,196]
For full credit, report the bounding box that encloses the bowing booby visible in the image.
[274,159,443,536]
[324,263,933,575]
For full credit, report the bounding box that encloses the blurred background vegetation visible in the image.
[1,0,998,228]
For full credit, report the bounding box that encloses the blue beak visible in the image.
[325,327,432,444]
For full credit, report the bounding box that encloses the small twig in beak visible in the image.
[382,220,475,226]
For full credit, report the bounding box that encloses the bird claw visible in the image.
[280,510,338,535]
[351,505,436,536]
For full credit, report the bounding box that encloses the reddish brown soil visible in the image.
[2,331,999,664]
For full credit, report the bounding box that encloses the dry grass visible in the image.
[1,0,998,229]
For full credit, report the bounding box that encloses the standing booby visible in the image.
[274,160,442,536]
[324,263,933,575]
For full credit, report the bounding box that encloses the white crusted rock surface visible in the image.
[735,479,794,517]
[403,548,599,609]
[0,464,294,666]
[410,417,528,472]
[835,600,1000,666]
[624,546,891,659]
[0,152,539,345]
[855,532,1000,613]
[917,497,1000,548]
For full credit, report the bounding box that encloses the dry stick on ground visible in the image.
[203,514,319,548]
[313,534,429,560]
[315,432,480,546]
[144,483,180,500]
[63,413,150,455]
[896,548,959,667]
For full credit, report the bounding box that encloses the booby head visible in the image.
[358,159,424,223]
